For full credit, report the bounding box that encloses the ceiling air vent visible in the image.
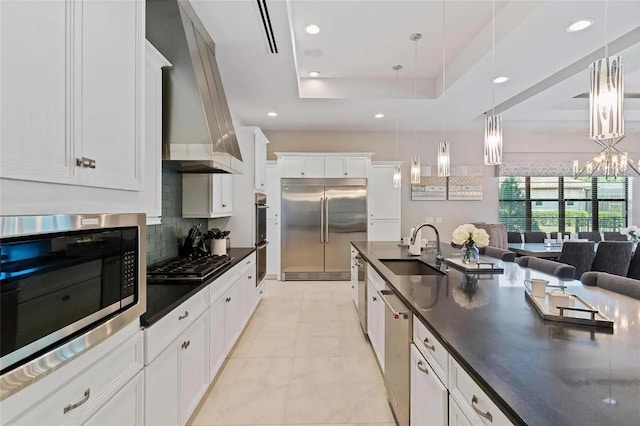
[256,0,278,54]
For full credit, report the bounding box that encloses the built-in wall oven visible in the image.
[0,213,146,398]
[255,193,268,286]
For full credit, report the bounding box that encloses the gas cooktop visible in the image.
[147,255,233,282]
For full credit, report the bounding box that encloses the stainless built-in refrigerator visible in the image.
[281,178,367,280]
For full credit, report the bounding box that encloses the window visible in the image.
[498,177,628,232]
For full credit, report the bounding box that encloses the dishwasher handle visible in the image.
[379,289,409,319]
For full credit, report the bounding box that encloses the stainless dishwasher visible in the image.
[380,288,412,426]
[355,254,367,335]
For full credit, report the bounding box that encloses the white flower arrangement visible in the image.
[620,225,639,242]
[451,224,490,248]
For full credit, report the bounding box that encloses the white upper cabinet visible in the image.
[279,157,325,178]
[144,42,171,225]
[182,174,233,218]
[0,0,145,191]
[369,164,401,220]
[265,163,280,219]
[254,129,269,191]
[325,157,368,178]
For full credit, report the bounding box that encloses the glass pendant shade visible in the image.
[484,115,503,165]
[393,165,402,188]
[437,141,450,177]
[410,156,421,184]
[590,56,624,141]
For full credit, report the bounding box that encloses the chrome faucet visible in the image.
[410,223,444,261]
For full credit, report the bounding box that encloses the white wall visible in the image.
[264,129,640,240]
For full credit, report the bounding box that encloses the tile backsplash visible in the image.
[146,168,209,265]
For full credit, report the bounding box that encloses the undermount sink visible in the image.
[380,259,444,276]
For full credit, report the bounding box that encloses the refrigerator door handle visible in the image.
[320,197,324,243]
[325,197,329,243]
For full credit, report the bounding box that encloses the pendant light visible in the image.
[437,0,450,177]
[392,65,403,188]
[484,0,503,165]
[573,0,632,178]
[410,33,422,185]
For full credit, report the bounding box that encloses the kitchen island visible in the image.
[352,241,640,426]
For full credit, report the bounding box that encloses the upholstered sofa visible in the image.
[581,271,640,300]
[516,256,576,279]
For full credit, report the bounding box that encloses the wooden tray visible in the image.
[444,257,504,274]
[524,289,614,329]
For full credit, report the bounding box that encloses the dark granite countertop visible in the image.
[140,247,255,327]
[352,241,640,426]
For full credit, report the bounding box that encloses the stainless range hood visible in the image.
[147,0,243,173]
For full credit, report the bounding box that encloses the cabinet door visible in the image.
[324,157,345,178]
[350,251,358,306]
[85,371,144,426]
[346,157,368,177]
[369,220,401,242]
[267,218,280,277]
[0,0,79,185]
[80,0,144,191]
[209,297,226,382]
[449,396,473,426]
[411,345,448,426]
[145,343,180,426]
[303,157,325,178]
[369,166,401,220]
[254,130,268,191]
[366,279,379,367]
[218,174,233,215]
[278,158,303,177]
[223,284,240,353]
[374,287,385,371]
[179,311,210,425]
[266,164,280,219]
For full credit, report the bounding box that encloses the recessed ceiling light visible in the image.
[309,71,320,77]
[374,113,385,119]
[267,112,278,117]
[305,24,320,35]
[566,19,594,32]
[493,76,509,84]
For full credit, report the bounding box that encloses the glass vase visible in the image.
[461,242,480,264]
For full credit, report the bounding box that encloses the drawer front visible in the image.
[239,253,256,274]
[145,287,209,364]
[449,358,513,426]
[413,316,449,386]
[367,264,385,292]
[209,254,256,304]
[8,331,143,426]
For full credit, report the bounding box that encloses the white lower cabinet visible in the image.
[410,344,448,426]
[366,276,385,372]
[449,396,474,426]
[350,247,358,306]
[179,312,210,426]
[85,371,145,426]
[145,310,209,426]
[223,284,240,353]
[209,295,226,382]
[267,218,280,278]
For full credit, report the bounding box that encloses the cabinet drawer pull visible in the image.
[63,388,90,414]
[372,296,377,301]
[182,340,191,350]
[416,360,429,375]
[178,311,189,320]
[248,276,252,279]
[222,204,227,207]
[423,337,436,352]
[247,260,251,264]
[226,297,231,303]
[471,395,493,422]
[88,158,96,169]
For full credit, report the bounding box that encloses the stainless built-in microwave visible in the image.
[0,214,146,397]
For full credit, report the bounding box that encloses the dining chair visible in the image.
[603,232,627,241]
[582,272,640,300]
[516,256,575,279]
[484,246,516,262]
[578,231,602,242]
[558,242,595,279]
[524,232,546,243]
[590,241,633,276]
[626,247,640,280]
[507,232,522,243]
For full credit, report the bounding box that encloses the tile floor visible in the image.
[190,280,395,426]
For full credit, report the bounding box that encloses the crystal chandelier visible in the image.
[409,33,422,185]
[573,1,630,178]
[437,0,450,177]
[484,0,503,166]
[392,65,403,188]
